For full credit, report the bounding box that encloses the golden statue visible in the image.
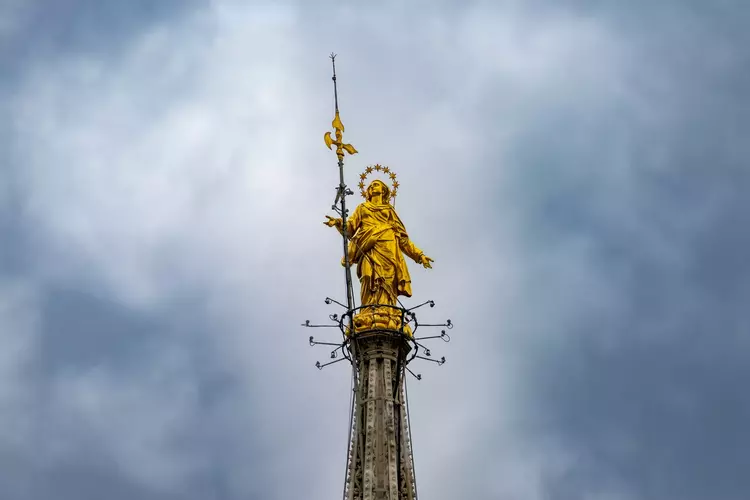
[324,166,433,332]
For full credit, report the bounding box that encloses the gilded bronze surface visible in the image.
[325,177,433,333]
[324,111,358,161]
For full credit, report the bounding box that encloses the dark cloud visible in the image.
[0,284,265,499]
[37,288,164,373]
[0,454,177,500]
[0,0,203,78]
[519,173,750,499]
[487,2,750,498]
[2,1,750,499]
[0,204,30,277]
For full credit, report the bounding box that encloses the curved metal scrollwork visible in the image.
[303,296,453,374]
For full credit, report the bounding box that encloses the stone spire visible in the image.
[344,331,417,500]
[305,54,452,500]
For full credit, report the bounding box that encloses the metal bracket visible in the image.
[415,355,445,366]
[316,357,348,370]
[407,300,435,312]
[418,319,452,329]
[413,330,451,342]
[309,336,341,347]
[406,367,422,380]
[301,320,338,328]
[325,297,347,309]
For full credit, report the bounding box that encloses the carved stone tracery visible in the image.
[345,330,417,500]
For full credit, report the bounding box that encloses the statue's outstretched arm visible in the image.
[323,206,360,236]
[399,236,434,269]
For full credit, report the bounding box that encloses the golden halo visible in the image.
[357,164,399,200]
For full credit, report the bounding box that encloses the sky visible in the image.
[2,1,750,499]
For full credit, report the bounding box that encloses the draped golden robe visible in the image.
[340,201,425,308]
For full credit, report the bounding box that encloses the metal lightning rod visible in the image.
[322,55,361,500]
[324,53,358,324]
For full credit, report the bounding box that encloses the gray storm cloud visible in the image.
[1,1,748,499]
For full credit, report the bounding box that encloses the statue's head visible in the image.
[366,180,390,204]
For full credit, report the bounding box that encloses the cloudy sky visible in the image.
[2,1,749,499]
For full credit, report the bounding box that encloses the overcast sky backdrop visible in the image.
[2,1,749,499]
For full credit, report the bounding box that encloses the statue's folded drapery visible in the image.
[325,178,432,332]
[339,201,425,308]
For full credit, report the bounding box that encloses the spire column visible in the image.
[346,331,416,500]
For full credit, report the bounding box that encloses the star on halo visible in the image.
[358,164,399,201]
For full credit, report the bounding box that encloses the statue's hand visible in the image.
[324,215,341,228]
[420,255,434,269]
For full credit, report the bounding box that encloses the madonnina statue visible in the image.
[325,174,433,332]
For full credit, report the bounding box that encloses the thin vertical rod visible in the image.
[330,53,360,500]
[338,157,356,314]
[330,53,357,325]
[332,53,340,114]
[394,341,404,495]
[405,378,418,499]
